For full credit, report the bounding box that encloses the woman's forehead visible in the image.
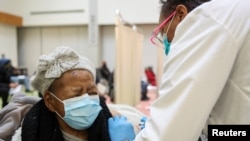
[67,69,92,77]
[52,70,93,88]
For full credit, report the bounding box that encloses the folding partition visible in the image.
[114,12,143,106]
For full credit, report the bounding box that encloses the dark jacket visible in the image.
[22,96,112,141]
[0,58,14,107]
[0,58,12,87]
[100,65,111,82]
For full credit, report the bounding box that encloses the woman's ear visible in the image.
[175,4,188,21]
[44,91,56,112]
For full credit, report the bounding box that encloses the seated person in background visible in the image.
[144,66,157,86]
[0,58,18,107]
[140,80,148,101]
[100,61,111,84]
[10,67,32,92]
[21,46,113,141]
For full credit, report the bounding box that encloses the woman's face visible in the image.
[44,69,98,117]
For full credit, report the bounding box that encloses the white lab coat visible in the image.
[135,0,250,140]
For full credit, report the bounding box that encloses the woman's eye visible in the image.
[75,93,83,97]
[88,91,98,95]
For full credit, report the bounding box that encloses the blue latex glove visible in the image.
[139,116,147,130]
[108,115,135,141]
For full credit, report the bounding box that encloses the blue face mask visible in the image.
[162,12,175,55]
[163,34,171,55]
[50,93,102,130]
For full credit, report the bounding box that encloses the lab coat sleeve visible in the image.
[135,6,240,141]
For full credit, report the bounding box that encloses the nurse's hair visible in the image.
[160,0,210,18]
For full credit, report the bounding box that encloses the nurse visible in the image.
[108,0,250,141]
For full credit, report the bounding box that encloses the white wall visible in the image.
[1,0,161,79]
[17,27,41,75]
[0,23,18,66]
[139,24,159,78]
[101,24,159,73]
[18,26,93,76]
[0,0,161,26]
[17,24,159,77]
[101,25,116,71]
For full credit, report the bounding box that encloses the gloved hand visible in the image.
[108,115,135,141]
[139,116,148,130]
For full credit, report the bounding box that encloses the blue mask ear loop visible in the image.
[163,34,171,55]
[49,92,65,118]
[164,13,176,55]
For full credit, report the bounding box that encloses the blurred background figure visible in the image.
[0,58,18,107]
[144,66,156,86]
[140,79,148,101]
[109,70,115,102]
[100,61,111,84]
[96,61,114,102]
[10,67,32,92]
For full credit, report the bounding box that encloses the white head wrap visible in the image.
[31,46,96,95]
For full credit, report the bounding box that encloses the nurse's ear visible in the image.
[175,4,188,22]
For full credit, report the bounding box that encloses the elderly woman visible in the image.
[21,46,112,141]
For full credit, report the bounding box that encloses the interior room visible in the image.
[0,0,162,114]
[1,0,246,141]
